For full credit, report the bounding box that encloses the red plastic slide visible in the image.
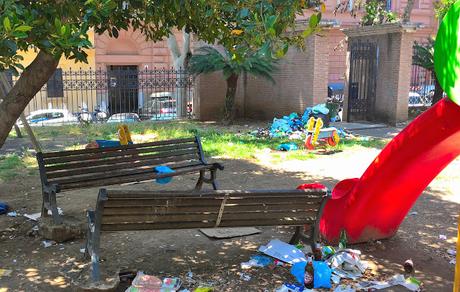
[320,98,460,243]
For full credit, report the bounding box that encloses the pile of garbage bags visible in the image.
[270,104,332,138]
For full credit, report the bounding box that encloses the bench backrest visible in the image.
[95,189,329,231]
[37,137,205,191]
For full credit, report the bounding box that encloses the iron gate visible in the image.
[347,40,378,121]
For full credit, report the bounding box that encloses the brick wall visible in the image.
[196,34,329,121]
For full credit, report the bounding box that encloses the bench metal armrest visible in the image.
[43,183,61,194]
[210,162,224,171]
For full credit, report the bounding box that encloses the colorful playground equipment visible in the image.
[317,1,459,286]
[304,117,340,150]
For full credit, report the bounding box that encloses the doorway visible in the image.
[107,65,139,115]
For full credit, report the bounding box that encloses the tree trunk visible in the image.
[432,74,444,105]
[0,50,59,148]
[167,30,191,118]
[223,74,239,125]
[402,0,415,24]
[13,124,22,138]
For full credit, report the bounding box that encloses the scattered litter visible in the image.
[0,269,12,277]
[327,249,368,281]
[200,227,261,239]
[409,211,418,215]
[79,248,86,254]
[313,261,332,289]
[357,274,421,291]
[439,234,447,240]
[404,259,414,273]
[450,259,456,265]
[447,249,456,256]
[0,202,9,215]
[239,273,251,281]
[277,143,298,151]
[41,240,56,248]
[290,262,306,285]
[334,284,355,292]
[24,208,63,221]
[194,288,213,292]
[7,211,17,217]
[126,271,182,291]
[275,283,310,292]
[241,254,273,269]
[258,239,306,264]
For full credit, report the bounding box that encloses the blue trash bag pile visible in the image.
[270,104,330,138]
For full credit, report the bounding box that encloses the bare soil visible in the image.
[0,146,458,291]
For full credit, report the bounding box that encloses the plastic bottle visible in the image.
[304,256,314,289]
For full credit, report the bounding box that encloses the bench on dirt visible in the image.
[85,188,330,281]
[36,137,224,224]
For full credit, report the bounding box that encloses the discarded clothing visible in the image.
[154,166,175,184]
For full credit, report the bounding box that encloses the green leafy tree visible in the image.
[189,0,323,123]
[190,47,277,123]
[412,38,444,104]
[0,0,321,147]
[361,0,398,26]
[434,0,457,19]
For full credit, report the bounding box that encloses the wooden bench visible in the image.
[85,188,330,281]
[36,137,224,224]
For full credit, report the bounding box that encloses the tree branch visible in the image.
[167,32,181,61]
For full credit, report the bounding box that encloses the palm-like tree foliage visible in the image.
[189,46,276,123]
[412,38,443,104]
[412,38,435,70]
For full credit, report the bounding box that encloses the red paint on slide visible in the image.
[320,98,460,243]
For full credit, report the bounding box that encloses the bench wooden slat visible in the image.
[43,143,198,165]
[41,137,196,159]
[103,196,324,207]
[59,164,214,190]
[100,210,318,224]
[104,189,326,198]
[44,148,199,172]
[100,218,315,231]
[46,151,199,179]
[47,154,200,183]
[102,203,320,215]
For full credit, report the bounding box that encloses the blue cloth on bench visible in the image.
[153,166,175,184]
[95,140,133,148]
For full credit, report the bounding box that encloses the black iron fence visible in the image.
[409,64,435,107]
[11,68,194,126]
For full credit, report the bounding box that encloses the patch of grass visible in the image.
[0,154,36,181]
[337,137,388,150]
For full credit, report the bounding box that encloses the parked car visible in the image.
[106,113,141,123]
[18,109,78,126]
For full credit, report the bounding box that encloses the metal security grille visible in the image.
[409,64,435,107]
[14,68,194,126]
[347,41,378,122]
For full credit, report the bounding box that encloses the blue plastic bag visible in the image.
[290,262,306,285]
[0,202,9,215]
[277,143,298,151]
[312,103,330,115]
[153,166,175,184]
[313,260,332,289]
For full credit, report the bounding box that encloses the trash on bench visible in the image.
[200,227,261,239]
[153,165,175,184]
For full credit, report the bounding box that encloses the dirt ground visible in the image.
[0,138,458,291]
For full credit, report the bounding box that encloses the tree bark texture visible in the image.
[402,0,415,23]
[0,50,59,148]
[223,74,239,125]
[167,30,191,118]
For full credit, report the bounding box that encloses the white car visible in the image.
[107,113,141,123]
[18,109,78,126]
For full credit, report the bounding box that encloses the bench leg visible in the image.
[86,210,101,282]
[210,169,218,190]
[41,190,63,224]
[289,226,302,245]
[194,170,205,190]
